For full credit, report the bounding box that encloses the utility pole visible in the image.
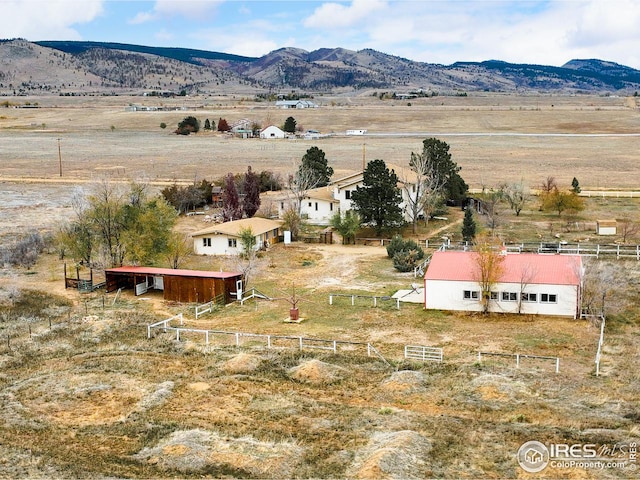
[57,138,62,177]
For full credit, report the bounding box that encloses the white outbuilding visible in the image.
[424,251,583,318]
[260,125,286,139]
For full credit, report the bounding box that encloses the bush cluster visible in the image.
[0,232,48,268]
[386,236,425,272]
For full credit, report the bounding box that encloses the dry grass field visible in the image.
[1,94,639,478]
[1,93,639,189]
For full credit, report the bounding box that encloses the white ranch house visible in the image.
[423,251,583,318]
[269,164,424,225]
[192,218,283,256]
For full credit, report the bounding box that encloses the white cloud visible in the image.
[0,0,103,40]
[130,0,224,24]
[303,0,387,29]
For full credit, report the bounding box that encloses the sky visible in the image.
[3,0,640,69]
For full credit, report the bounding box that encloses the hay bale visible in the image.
[222,353,263,374]
[287,359,346,385]
[380,370,426,393]
[133,429,303,477]
[347,430,432,479]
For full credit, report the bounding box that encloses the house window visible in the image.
[502,292,518,302]
[330,203,333,211]
[540,293,557,303]
[280,202,284,209]
[202,238,211,247]
[490,291,499,300]
[463,290,479,300]
[522,293,537,302]
[315,202,318,211]
[345,190,351,200]
[228,239,237,248]
[308,202,312,207]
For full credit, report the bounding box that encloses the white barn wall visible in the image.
[424,280,580,318]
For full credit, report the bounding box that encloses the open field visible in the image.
[1,93,640,189]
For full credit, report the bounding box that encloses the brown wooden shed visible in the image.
[104,266,243,304]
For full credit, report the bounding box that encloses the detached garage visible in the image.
[105,266,243,304]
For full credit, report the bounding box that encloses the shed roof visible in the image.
[192,217,283,238]
[105,266,242,278]
[424,251,582,286]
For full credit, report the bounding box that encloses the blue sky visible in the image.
[4,0,640,68]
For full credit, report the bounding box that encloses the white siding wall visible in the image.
[300,199,336,225]
[424,280,579,318]
[193,236,241,256]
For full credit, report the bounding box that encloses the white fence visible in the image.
[404,345,443,362]
[195,301,214,319]
[147,317,390,365]
[477,351,560,373]
[594,315,606,377]
[329,293,400,309]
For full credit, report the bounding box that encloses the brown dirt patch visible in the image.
[221,353,263,374]
[288,359,347,384]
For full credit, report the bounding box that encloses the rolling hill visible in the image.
[1,39,639,96]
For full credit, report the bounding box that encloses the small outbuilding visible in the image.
[596,220,617,236]
[260,125,286,139]
[424,251,583,318]
[192,217,284,255]
[105,266,243,304]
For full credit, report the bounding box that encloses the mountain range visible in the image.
[2,38,640,96]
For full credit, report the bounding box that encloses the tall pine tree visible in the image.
[298,146,333,187]
[351,159,404,236]
[462,207,476,242]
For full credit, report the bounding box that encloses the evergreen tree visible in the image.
[176,116,200,135]
[462,207,477,242]
[571,177,581,193]
[351,159,404,236]
[203,118,211,131]
[283,116,297,133]
[222,173,242,221]
[242,166,261,218]
[298,146,334,187]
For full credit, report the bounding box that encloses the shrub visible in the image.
[392,249,423,272]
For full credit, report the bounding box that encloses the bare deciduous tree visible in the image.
[500,180,530,216]
[402,151,446,233]
[472,235,505,314]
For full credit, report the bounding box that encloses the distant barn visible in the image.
[105,266,243,304]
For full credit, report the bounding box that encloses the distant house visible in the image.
[104,266,242,304]
[192,217,284,255]
[230,119,254,138]
[596,220,617,236]
[345,129,367,135]
[424,251,583,318]
[260,125,286,139]
[275,100,318,109]
[211,186,223,207]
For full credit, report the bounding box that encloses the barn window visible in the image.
[228,239,237,248]
[522,293,537,302]
[540,293,557,303]
[463,290,479,300]
[203,238,211,247]
[501,292,517,301]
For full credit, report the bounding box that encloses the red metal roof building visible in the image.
[424,251,583,317]
[105,266,243,304]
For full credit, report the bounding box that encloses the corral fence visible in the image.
[404,345,443,363]
[438,241,640,260]
[329,293,400,309]
[147,316,391,366]
[477,351,560,373]
[239,288,273,306]
[194,293,226,319]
